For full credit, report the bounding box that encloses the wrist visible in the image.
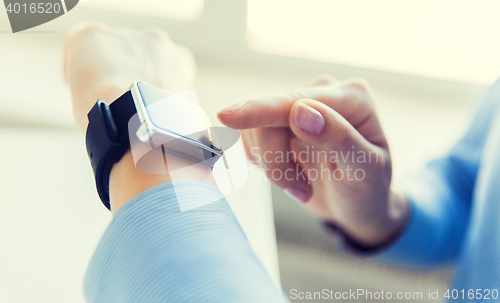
[82,82,217,213]
[341,188,411,248]
[109,150,217,214]
[73,82,130,133]
[73,79,164,133]
[374,188,411,246]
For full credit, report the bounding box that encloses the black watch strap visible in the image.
[85,90,137,210]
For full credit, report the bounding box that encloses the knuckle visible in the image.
[64,22,108,47]
[359,98,375,115]
[312,74,338,86]
[286,89,308,101]
[345,78,370,93]
[344,78,375,106]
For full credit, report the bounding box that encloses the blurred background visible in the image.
[1,0,499,302]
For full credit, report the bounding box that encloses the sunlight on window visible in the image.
[80,0,204,21]
[247,0,500,85]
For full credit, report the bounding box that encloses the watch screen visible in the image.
[137,82,216,150]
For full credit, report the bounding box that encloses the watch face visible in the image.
[128,82,249,212]
[136,82,221,156]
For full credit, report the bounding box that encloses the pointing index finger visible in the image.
[217,90,310,129]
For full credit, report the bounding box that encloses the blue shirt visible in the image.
[85,80,500,302]
[377,79,500,295]
[84,182,288,302]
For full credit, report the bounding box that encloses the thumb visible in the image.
[289,99,383,169]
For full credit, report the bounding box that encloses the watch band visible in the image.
[85,90,137,210]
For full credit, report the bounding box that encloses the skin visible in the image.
[217,76,410,247]
[63,22,215,213]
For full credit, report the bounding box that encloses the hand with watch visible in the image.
[64,24,288,303]
[64,23,217,213]
[85,81,223,210]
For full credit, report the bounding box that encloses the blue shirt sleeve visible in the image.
[375,79,500,266]
[84,181,289,303]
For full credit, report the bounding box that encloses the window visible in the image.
[80,0,204,21]
[247,0,500,85]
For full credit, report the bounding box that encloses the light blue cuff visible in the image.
[374,196,439,267]
[84,182,288,303]
[373,176,465,267]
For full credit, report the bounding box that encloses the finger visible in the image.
[288,138,334,217]
[216,80,384,146]
[253,127,311,199]
[240,130,258,165]
[289,137,332,169]
[215,85,335,129]
[289,137,324,184]
[217,93,298,129]
[289,99,385,170]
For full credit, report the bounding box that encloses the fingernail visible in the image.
[294,103,325,135]
[218,102,246,115]
[284,188,309,203]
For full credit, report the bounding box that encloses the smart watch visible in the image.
[85,81,223,210]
